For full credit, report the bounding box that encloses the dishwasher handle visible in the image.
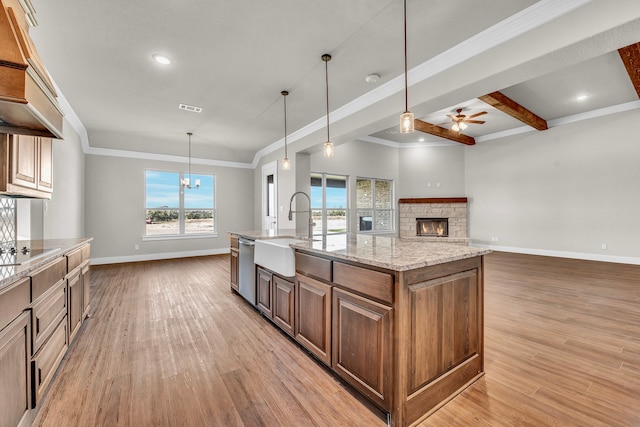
[239,239,255,247]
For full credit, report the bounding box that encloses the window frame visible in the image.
[310,172,349,236]
[143,169,217,240]
[356,177,395,234]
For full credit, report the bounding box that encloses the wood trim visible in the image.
[618,42,640,99]
[398,197,467,204]
[414,119,476,145]
[478,91,548,130]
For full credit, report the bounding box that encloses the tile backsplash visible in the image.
[0,198,16,244]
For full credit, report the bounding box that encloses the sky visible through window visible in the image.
[311,186,346,209]
[146,171,214,209]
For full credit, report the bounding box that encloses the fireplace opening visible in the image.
[416,218,448,237]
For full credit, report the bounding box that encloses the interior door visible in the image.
[262,161,277,230]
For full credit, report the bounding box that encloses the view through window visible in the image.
[356,177,394,232]
[145,170,216,236]
[310,173,347,235]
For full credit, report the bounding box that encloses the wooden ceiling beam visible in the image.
[414,119,476,145]
[618,42,640,99]
[478,91,548,131]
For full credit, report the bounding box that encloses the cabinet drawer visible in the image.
[333,262,394,305]
[32,316,67,405]
[81,244,91,262]
[295,252,332,282]
[66,247,83,272]
[32,279,66,354]
[0,277,30,329]
[31,257,66,302]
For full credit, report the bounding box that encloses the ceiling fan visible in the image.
[446,108,487,133]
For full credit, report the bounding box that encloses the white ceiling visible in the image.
[28,0,640,164]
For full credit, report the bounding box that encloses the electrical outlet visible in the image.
[135,244,139,250]
[601,243,607,250]
[491,237,499,242]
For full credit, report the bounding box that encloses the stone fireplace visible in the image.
[399,197,469,244]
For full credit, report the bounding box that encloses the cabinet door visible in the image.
[295,273,332,366]
[37,137,53,192]
[81,261,91,318]
[0,311,31,425]
[230,248,239,293]
[67,270,82,343]
[11,134,38,189]
[332,288,392,411]
[256,267,273,317]
[32,317,67,406]
[272,276,295,337]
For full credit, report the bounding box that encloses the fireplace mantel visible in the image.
[399,197,467,204]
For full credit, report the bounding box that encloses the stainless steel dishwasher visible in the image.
[238,237,256,305]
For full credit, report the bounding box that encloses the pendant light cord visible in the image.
[404,0,409,113]
[188,132,192,183]
[325,57,330,142]
[283,92,288,157]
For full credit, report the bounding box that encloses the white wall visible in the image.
[44,118,85,239]
[85,154,254,262]
[465,109,640,261]
[398,146,466,198]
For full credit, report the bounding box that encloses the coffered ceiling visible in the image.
[28,0,640,165]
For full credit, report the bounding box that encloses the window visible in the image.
[310,173,348,235]
[356,177,394,232]
[145,170,216,237]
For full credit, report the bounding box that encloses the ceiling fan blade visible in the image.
[446,114,456,120]
[467,111,487,119]
[464,120,486,124]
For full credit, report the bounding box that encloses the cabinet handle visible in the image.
[38,368,42,385]
[36,317,40,334]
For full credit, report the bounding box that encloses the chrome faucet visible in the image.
[288,191,314,239]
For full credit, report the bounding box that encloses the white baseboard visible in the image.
[90,248,230,265]
[471,243,640,265]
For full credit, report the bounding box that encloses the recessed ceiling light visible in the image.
[152,54,172,65]
[576,94,589,101]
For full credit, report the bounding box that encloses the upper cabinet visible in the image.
[0,0,64,139]
[0,133,53,198]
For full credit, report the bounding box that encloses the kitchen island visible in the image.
[228,231,490,426]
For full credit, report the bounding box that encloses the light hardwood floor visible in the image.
[33,252,640,426]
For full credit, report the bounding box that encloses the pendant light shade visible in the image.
[182,132,200,189]
[400,0,414,133]
[322,54,334,157]
[281,90,291,170]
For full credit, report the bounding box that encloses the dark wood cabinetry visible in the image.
[272,275,295,336]
[332,288,392,411]
[295,273,332,366]
[256,267,273,317]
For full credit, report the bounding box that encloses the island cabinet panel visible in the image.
[0,311,31,427]
[229,235,239,292]
[295,252,332,282]
[272,275,295,337]
[256,267,273,317]
[295,273,332,366]
[332,288,392,411]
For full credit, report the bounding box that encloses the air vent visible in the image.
[178,103,203,113]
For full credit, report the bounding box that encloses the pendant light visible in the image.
[322,54,334,158]
[281,90,291,170]
[182,132,200,189]
[400,0,414,133]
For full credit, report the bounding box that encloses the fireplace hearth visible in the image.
[416,218,448,237]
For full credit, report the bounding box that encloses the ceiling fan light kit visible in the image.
[448,108,486,134]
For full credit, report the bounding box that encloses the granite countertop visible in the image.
[0,238,93,290]
[290,234,490,271]
[229,230,490,272]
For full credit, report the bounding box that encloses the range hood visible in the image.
[0,0,63,139]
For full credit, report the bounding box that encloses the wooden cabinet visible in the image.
[0,311,31,427]
[272,275,295,337]
[0,134,54,199]
[0,277,31,427]
[229,235,239,292]
[295,273,332,366]
[31,279,66,354]
[31,317,67,405]
[66,244,91,344]
[332,288,392,411]
[256,267,273,317]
